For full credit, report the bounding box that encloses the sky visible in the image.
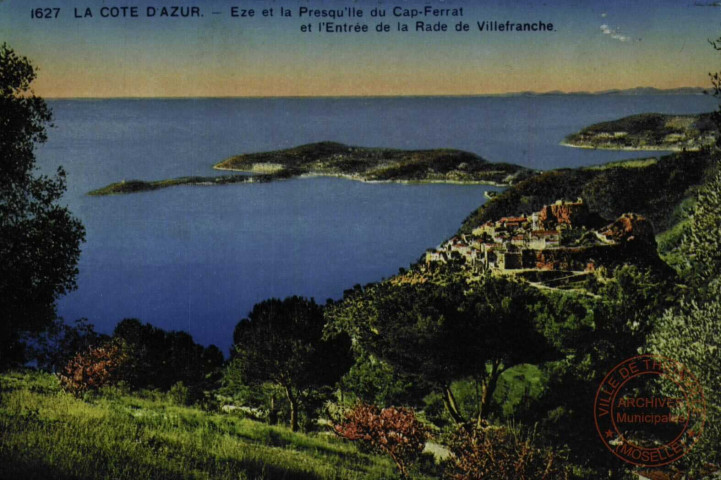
[1,0,720,97]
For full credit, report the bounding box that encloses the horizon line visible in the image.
[43,86,710,101]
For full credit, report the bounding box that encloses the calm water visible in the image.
[36,95,716,352]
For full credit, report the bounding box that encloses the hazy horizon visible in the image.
[41,85,709,101]
[2,0,719,98]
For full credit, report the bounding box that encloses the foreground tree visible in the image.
[648,167,721,472]
[0,44,85,368]
[519,265,674,478]
[230,296,352,431]
[327,276,558,427]
[113,318,224,400]
[648,291,721,473]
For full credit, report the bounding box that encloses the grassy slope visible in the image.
[0,371,417,480]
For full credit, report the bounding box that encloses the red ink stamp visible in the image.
[594,354,706,467]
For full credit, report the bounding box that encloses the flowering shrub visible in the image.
[334,403,428,479]
[446,423,569,480]
[57,340,128,396]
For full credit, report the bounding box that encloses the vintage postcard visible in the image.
[1,0,719,478]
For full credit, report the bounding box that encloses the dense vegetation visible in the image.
[113,319,224,400]
[326,276,559,427]
[228,297,352,432]
[648,164,721,473]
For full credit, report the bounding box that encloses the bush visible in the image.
[168,381,191,406]
[334,403,428,479]
[57,340,128,396]
[445,423,570,480]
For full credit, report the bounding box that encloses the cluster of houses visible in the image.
[426,198,633,273]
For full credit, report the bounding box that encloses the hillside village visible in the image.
[425,198,656,277]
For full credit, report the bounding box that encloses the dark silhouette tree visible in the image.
[113,318,224,399]
[0,44,85,368]
[31,318,107,372]
[230,296,353,432]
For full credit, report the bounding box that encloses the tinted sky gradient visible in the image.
[1,0,720,97]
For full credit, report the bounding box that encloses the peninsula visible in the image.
[562,112,718,151]
[89,142,533,196]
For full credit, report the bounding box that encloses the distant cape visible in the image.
[509,87,706,96]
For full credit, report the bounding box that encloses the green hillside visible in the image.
[0,371,430,480]
[458,150,717,236]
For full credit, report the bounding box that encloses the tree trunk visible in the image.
[268,394,278,425]
[442,384,466,425]
[390,452,409,479]
[284,386,299,432]
[477,361,502,427]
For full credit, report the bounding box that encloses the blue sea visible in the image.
[36,95,716,353]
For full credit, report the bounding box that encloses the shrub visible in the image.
[57,340,128,396]
[445,423,570,480]
[168,381,191,405]
[334,403,428,479]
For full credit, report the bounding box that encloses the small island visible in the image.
[87,172,295,196]
[562,112,718,151]
[88,142,533,196]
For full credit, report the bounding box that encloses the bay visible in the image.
[36,95,717,352]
